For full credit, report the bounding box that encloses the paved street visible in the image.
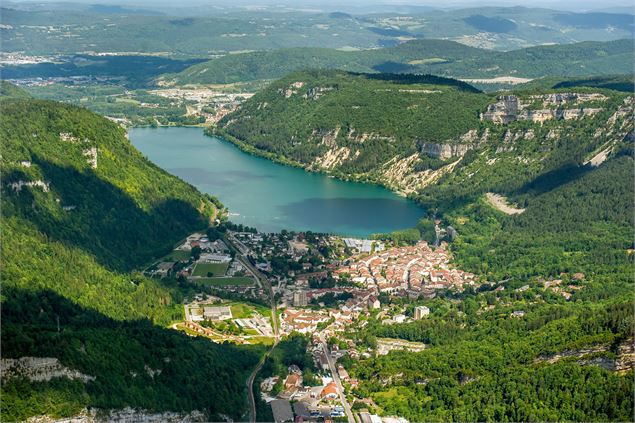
[321,339,355,423]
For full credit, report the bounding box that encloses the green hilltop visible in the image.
[169,39,635,84]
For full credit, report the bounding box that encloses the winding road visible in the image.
[224,233,279,423]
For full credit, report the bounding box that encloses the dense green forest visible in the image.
[171,39,634,84]
[350,298,633,421]
[0,93,260,421]
[216,70,492,176]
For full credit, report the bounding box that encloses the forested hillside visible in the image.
[217,69,633,284]
[216,70,491,185]
[347,150,634,420]
[217,70,632,194]
[0,94,259,421]
[170,39,634,84]
[350,295,634,421]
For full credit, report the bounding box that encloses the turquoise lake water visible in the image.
[129,127,424,236]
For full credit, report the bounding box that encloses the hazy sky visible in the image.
[4,0,634,13]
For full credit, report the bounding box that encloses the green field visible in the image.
[193,262,229,277]
[230,303,255,319]
[161,249,191,261]
[195,277,254,286]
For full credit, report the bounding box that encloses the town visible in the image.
[145,223,481,422]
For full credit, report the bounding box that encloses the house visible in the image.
[337,365,349,382]
[318,353,330,371]
[368,296,380,310]
[284,373,302,391]
[320,382,338,400]
[511,310,525,318]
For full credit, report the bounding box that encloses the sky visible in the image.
[5,0,635,10]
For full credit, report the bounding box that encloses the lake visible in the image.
[129,127,424,236]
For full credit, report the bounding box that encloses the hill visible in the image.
[2,6,632,55]
[215,70,490,182]
[169,39,634,84]
[0,80,30,98]
[217,71,634,278]
[0,96,260,421]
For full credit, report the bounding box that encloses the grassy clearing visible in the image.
[162,249,191,261]
[407,58,448,65]
[230,302,255,319]
[193,262,229,277]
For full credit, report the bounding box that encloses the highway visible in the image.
[321,339,356,423]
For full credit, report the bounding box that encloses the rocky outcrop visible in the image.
[481,93,606,125]
[278,81,305,98]
[1,357,95,383]
[481,95,519,124]
[533,339,634,373]
[381,154,461,195]
[7,179,50,193]
[614,338,635,373]
[303,86,335,100]
[419,143,473,160]
[25,408,207,423]
[314,146,352,169]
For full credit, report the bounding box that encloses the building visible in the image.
[284,373,302,391]
[271,399,294,423]
[320,382,338,400]
[368,296,380,310]
[414,305,430,320]
[293,291,308,307]
[203,306,232,321]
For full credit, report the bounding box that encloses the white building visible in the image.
[414,306,430,320]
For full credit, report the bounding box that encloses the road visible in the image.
[321,339,355,423]
[246,278,279,422]
[224,233,279,423]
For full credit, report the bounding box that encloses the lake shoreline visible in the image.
[129,126,425,236]
[208,126,415,199]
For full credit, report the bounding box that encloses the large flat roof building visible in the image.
[203,306,232,321]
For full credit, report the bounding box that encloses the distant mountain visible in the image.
[0,93,258,421]
[168,39,634,85]
[1,6,633,55]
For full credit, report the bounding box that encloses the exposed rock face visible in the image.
[614,338,635,373]
[481,93,606,124]
[1,357,95,383]
[278,81,305,98]
[381,154,460,195]
[481,95,519,124]
[25,408,206,423]
[314,146,352,169]
[303,86,335,100]
[7,179,50,193]
[533,338,634,373]
[419,142,473,160]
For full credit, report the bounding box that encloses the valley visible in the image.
[1,2,634,423]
